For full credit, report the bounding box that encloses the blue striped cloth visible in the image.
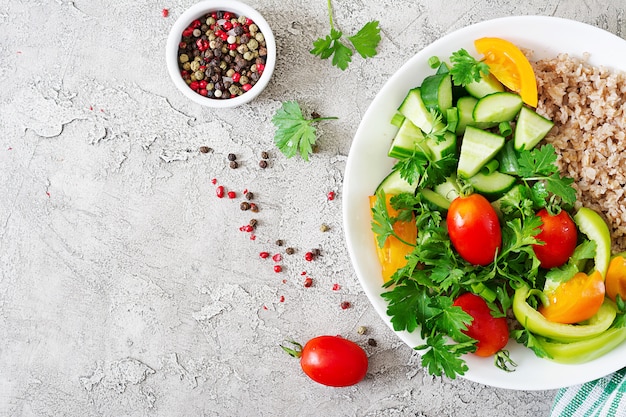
[551,368,626,416]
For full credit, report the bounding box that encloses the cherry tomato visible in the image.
[453,293,509,357]
[369,194,417,282]
[474,37,538,107]
[605,255,626,302]
[532,209,578,269]
[282,336,368,387]
[447,193,501,266]
[539,270,605,324]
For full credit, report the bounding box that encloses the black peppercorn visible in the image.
[276,239,284,246]
[199,146,211,153]
[285,247,295,255]
[261,151,269,159]
[227,153,237,161]
[240,201,250,211]
[245,191,254,200]
[229,161,238,169]
[259,160,268,169]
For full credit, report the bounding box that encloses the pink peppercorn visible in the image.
[232,73,241,83]
[242,83,252,92]
[274,265,282,273]
[259,252,270,259]
[189,81,199,91]
[216,185,225,198]
[199,89,208,96]
[227,191,236,199]
[341,301,351,310]
[162,8,169,17]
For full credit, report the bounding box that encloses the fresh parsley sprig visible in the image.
[271,101,337,161]
[449,49,490,86]
[310,0,381,70]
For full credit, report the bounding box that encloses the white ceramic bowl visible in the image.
[166,0,276,108]
[343,15,626,390]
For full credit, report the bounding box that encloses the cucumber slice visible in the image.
[457,126,505,179]
[454,96,497,135]
[421,188,451,210]
[465,73,505,98]
[573,207,612,278]
[434,175,461,202]
[428,131,457,161]
[387,119,427,159]
[467,171,516,200]
[514,106,555,151]
[421,73,453,113]
[374,169,416,195]
[473,92,523,123]
[397,88,445,135]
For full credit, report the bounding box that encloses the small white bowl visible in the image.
[166,0,276,108]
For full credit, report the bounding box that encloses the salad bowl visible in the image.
[343,15,626,390]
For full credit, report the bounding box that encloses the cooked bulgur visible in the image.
[532,53,626,253]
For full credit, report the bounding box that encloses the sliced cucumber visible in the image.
[434,175,461,202]
[465,73,505,98]
[397,88,445,135]
[457,126,505,178]
[467,171,516,200]
[514,106,555,151]
[421,188,451,210]
[454,96,497,135]
[421,73,453,114]
[387,119,427,159]
[473,92,523,123]
[428,131,457,161]
[374,169,416,195]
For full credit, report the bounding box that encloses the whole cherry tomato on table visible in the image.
[447,193,502,266]
[281,335,368,387]
[453,292,509,357]
[532,208,578,269]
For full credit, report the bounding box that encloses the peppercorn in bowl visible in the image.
[166,0,276,108]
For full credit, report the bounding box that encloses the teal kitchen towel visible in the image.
[551,367,626,416]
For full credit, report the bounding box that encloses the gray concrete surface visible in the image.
[1,0,623,416]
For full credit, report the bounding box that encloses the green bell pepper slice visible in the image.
[537,327,626,364]
[513,285,617,342]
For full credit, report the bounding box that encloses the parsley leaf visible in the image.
[348,21,381,58]
[512,328,551,359]
[517,144,577,205]
[271,101,337,161]
[310,1,381,70]
[417,334,475,379]
[449,49,490,86]
[393,150,456,189]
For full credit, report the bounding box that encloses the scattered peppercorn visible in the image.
[229,160,239,169]
[303,277,313,287]
[216,185,225,198]
[311,111,321,119]
[227,153,237,161]
[162,8,169,17]
[285,247,295,255]
[259,251,270,259]
[199,146,211,153]
[273,265,282,273]
[304,252,314,261]
[227,191,236,199]
[340,301,351,310]
[367,338,377,347]
[320,223,330,232]
[357,326,368,335]
[261,151,269,159]
[259,160,268,169]
[245,191,254,200]
[249,218,258,228]
[276,239,284,246]
[327,191,336,201]
[272,253,282,262]
[250,203,259,212]
[312,248,321,257]
[240,201,250,211]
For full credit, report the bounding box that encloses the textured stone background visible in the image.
[1,0,624,416]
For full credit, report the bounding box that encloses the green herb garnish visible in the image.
[449,48,490,86]
[272,101,337,161]
[310,0,381,70]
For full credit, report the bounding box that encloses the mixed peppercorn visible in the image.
[177,10,268,99]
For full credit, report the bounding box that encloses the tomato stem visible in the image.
[494,349,517,372]
[280,340,304,358]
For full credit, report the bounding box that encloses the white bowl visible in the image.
[166,0,276,108]
[343,15,626,390]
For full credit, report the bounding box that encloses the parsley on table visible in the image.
[310,0,381,70]
[271,101,337,161]
[449,48,490,86]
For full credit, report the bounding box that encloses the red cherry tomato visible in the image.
[282,336,368,387]
[447,194,502,266]
[532,209,578,269]
[453,293,509,357]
